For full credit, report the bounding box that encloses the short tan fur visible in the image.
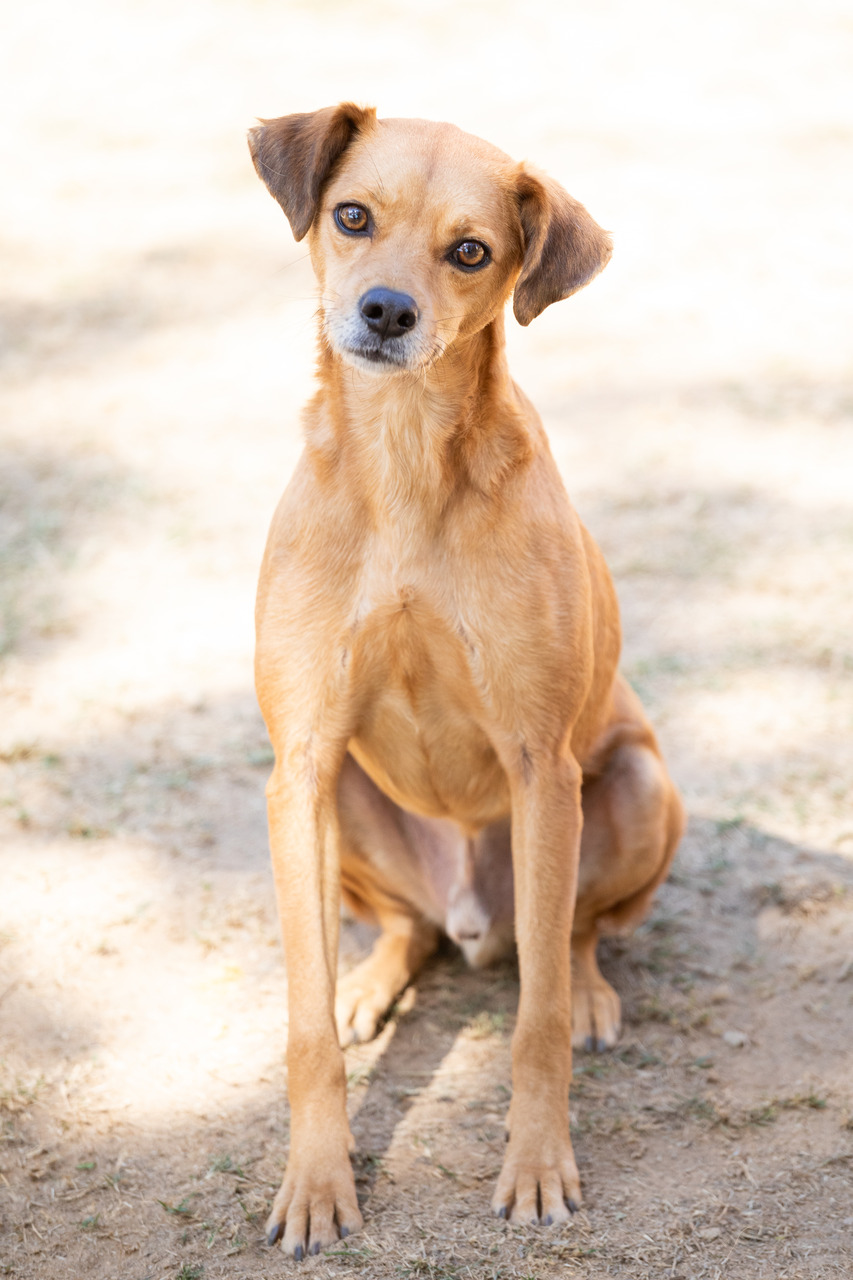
[248,104,684,1259]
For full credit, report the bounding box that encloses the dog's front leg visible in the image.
[264,743,363,1257]
[493,751,583,1224]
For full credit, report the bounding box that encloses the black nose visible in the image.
[359,288,419,340]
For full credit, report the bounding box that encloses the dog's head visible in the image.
[249,105,612,374]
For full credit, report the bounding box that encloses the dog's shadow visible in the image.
[342,812,853,1202]
[343,939,517,1188]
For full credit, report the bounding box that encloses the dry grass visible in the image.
[2,1,853,1277]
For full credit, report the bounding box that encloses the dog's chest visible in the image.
[345,566,510,827]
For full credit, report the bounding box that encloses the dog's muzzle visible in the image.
[327,287,431,371]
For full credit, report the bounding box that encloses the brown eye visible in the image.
[335,203,369,234]
[451,239,490,270]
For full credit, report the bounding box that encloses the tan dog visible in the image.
[248,104,684,1258]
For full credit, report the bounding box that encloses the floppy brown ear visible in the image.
[513,169,612,326]
[248,103,377,241]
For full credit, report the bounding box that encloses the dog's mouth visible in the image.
[353,346,404,365]
[337,341,418,374]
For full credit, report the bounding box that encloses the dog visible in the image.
[248,104,684,1258]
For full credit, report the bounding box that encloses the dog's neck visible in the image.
[306,314,535,531]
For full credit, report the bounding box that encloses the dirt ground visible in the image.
[2,2,853,1277]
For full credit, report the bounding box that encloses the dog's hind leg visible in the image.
[335,879,439,1047]
[572,678,685,1050]
[334,757,442,1045]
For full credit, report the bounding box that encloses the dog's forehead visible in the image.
[329,117,519,226]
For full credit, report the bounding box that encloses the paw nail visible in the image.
[568,1198,579,1214]
[496,1206,508,1219]
[294,1244,304,1261]
[584,1035,594,1052]
[267,1225,282,1246]
[543,1214,553,1226]
[596,1037,609,1053]
[311,1242,321,1255]
[340,1226,350,1238]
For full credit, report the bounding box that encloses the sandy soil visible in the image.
[2,2,852,1277]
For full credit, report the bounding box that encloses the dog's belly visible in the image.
[347,604,510,829]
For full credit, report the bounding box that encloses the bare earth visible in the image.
[2,2,852,1277]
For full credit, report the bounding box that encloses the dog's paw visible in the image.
[335,961,400,1046]
[571,971,621,1052]
[265,1154,362,1258]
[491,1125,582,1225]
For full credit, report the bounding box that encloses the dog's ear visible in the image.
[513,168,612,326]
[248,103,377,241]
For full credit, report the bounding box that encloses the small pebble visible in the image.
[723,1029,748,1048]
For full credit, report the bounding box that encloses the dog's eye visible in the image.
[451,240,490,270]
[335,204,370,235]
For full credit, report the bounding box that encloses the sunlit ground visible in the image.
[1,2,852,1276]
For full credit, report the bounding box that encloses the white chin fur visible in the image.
[337,348,415,376]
